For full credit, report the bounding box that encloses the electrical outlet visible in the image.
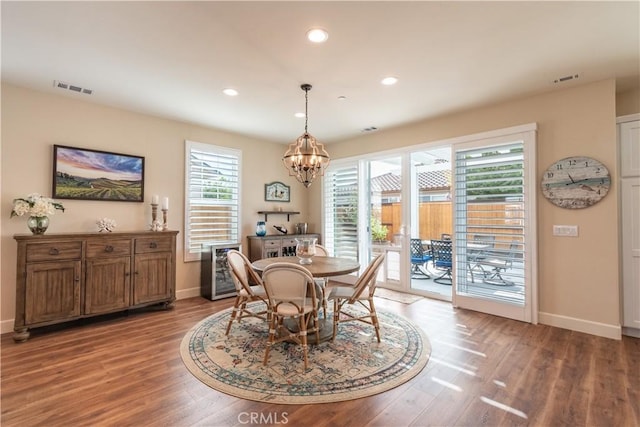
[553,225,578,237]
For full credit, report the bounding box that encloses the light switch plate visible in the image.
[553,225,579,237]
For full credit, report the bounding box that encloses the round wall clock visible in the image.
[541,156,611,209]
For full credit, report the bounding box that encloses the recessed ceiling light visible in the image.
[307,28,329,43]
[222,88,238,96]
[294,112,306,118]
[338,96,347,101]
[381,77,398,86]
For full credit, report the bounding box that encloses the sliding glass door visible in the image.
[452,126,537,322]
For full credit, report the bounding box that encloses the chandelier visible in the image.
[282,84,330,188]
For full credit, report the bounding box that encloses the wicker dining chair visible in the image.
[328,253,385,343]
[225,250,269,336]
[261,262,320,370]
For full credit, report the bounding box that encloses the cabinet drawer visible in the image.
[263,239,281,249]
[86,239,131,258]
[26,241,82,262]
[281,238,297,247]
[135,236,172,253]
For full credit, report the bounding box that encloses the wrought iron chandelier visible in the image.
[282,84,330,188]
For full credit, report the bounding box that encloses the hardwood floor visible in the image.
[1,296,638,426]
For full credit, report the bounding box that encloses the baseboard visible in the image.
[1,287,205,336]
[538,311,622,340]
[176,286,202,300]
[1,319,14,335]
[622,327,640,338]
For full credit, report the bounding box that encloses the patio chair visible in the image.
[474,240,519,286]
[261,262,320,370]
[410,238,431,279]
[430,239,453,285]
[468,235,496,283]
[329,253,385,343]
[225,250,269,336]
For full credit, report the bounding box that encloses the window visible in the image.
[323,164,359,260]
[184,140,241,261]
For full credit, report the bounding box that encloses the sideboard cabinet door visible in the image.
[85,256,131,315]
[133,252,172,304]
[25,260,81,324]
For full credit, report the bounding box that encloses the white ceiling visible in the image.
[2,1,639,144]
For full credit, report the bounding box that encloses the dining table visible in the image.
[252,255,360,343]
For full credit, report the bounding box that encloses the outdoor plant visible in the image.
[370,216,389,242]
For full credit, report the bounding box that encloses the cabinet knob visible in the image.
[149,242,158,249]
[105,245,114,253]
[49,248,60,256]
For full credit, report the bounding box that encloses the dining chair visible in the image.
[410,238,431,279]
[261,262,320,370]
[313,244,331,318]
[430,239,453,285]
[329,253,385,343]
[225,249,269,336]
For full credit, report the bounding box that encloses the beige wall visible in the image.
[1,83,312,330]
[617,87,640,117]
[1,79,634,338]
[309,79,623,336]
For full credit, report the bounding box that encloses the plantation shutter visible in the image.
[323,164,359,261]
[454,141,526,305]
[185,140,241,261]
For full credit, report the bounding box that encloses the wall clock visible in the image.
[264,181,290,202]
[541,156,611,209]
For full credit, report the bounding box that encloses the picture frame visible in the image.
[52,145,145,202]
[264,181,290,202]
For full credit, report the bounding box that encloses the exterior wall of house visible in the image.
[0,83,311,332]
[309,79,622,338]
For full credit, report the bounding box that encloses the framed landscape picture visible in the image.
[52,145,145,202]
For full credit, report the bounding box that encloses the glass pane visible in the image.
[454,142,525,306]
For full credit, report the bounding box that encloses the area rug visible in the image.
[180,303,431,404]
[375,288,424,304]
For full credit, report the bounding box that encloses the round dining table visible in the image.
[251,255,360,277]
[251,255,360,344]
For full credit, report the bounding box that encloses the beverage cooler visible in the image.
[200,243,241,300]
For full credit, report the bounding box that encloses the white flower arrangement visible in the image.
[11,193,65,218]
[96,218,117,232]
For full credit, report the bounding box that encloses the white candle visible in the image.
[162,197,169,210]
[152,195,159,205]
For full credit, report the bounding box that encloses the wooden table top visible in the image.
[252,256,360,278]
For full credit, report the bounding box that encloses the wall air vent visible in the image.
[53,80,93,95]
[361,126,378,132]
[553,74,580,84]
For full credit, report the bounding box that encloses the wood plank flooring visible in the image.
[1,296,638,426]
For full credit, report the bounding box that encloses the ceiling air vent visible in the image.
[361,126,378,133]
[553,74,579,84]
[53,80,93,95]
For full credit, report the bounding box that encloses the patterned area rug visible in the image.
[180,303,431,404]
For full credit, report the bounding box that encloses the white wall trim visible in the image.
[176,286,201,300]
[1,319,14,335]
[617,113,640,124]
[539,311,622,340]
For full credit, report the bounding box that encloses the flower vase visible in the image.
[27,216,49,235]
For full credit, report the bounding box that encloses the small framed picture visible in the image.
[52,145,145,202]
[265,181,290,202]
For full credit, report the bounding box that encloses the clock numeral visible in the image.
[546,172,554,178]
[568,159,577,166]
[584,161,589,167]
[595,167,601,174]
[555,164,563,170]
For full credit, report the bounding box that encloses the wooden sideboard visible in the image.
[247,234,320,262]
[13,230,178,342]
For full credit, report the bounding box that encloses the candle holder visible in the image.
[150,203,163,231]
[162,208,168,231]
